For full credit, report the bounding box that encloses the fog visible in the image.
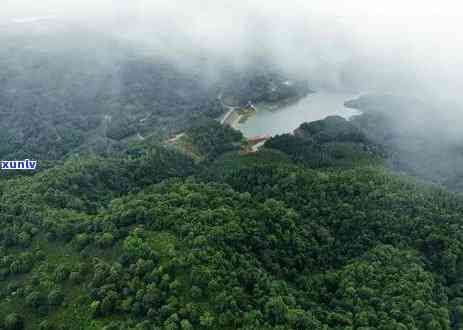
[3,0,463,131]
[3,1,463,189]
[3,0,463,98]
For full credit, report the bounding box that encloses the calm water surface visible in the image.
[237,92,362,137]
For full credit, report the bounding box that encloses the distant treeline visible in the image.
[0,34,306,164]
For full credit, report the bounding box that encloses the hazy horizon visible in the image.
[2,1,463,100]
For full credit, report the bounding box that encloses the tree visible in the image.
[48,289,64,306]
[26,291,42,309]
[199,312,215,328]
[90,300,101,317]
[54,265,69,282]
[4,313,24,330]
[180,319,193,330]
[39,320,53,330]
[264,296,289,325]
[99,233,114,248]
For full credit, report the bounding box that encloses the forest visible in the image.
[2,108,463,329]
[3,32,463,329]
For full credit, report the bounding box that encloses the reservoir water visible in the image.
[237,91,362,138]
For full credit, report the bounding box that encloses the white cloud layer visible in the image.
[3,0,463,99]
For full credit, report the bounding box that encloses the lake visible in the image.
[237,91,362,138]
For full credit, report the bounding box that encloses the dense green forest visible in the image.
[221,67,312,106]
[0,32,227,162]
[2,110,463,328]
[263,116,383,168]
[4,31,463,329]
[0,31,309,164]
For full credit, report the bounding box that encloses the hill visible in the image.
[347,94,463,191]
[1,116,463,329]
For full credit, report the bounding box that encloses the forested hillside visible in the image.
[0,32,227,162]
[0,31,309,164]
[264,116,383,168]
[1,111,463,329]
[4,27,463,329]
[346,94,463,191]
[5,0,463,328]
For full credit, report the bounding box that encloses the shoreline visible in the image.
[222,109,243,128]
[223,91,315,129]
[236,91,363,138]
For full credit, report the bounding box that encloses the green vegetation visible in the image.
[2,112,463,329]
[222,66,312,106]
[3,37,463,328]
[185,121,245,161]
[0,33,310,167]
[165,121,245,162]
[0,33,227,164]
[264,116,383,168]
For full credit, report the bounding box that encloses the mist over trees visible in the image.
[2,1,463,329]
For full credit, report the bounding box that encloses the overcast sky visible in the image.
[3,0,463,98]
